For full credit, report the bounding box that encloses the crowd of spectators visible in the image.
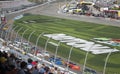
[0,50,71,74]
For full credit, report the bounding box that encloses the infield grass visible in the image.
[14,14,120,74]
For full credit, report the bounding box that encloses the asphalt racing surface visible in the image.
[6,1,120,27]
[27,1,120,27]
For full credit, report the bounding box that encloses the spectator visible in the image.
[8,53,17,67]
[49,67,58,74]
[54,67,58,74]
[6,64,18,74]
[26,64,33,74]
[17,61,27,74]
[44,66,50,74]
[0,57,8,74]
[49,67,54,74]
[39,63,46,74]
[16,59,22,69]
[32,61,39,74]
[27,58,33,65]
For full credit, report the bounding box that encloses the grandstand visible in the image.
[0,36,78,74]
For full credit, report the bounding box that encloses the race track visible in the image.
[28,1,120,27]
[6,1,120,27]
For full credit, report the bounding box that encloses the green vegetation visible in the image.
[111,7,120,10]
[14,14,120,74]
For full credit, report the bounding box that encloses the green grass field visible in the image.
[14,14,120,74]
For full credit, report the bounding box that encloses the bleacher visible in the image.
[0,38,77,74]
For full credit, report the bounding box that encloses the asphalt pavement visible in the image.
[28,1,120,27]
[6,1,120,27]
